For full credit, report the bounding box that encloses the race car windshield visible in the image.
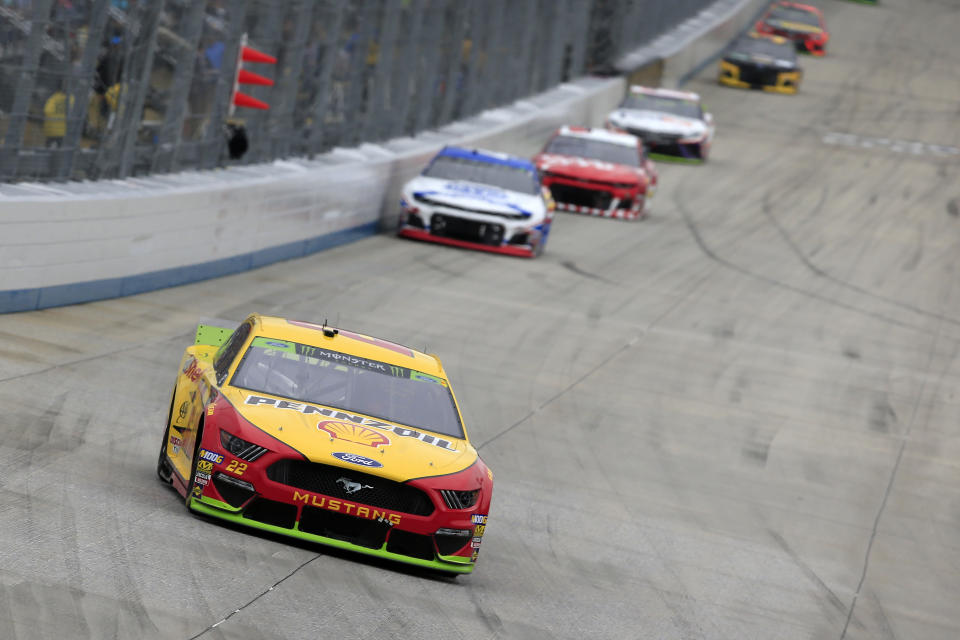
[544,136,639,167]
[424,155,539,195]
[621,94,702,119]
[231,337,465,439]
[768,6,820,27]
[730,37,796,62]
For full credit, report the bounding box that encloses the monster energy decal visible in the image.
[253,337,430,379]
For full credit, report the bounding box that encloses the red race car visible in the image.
[756,1,829,56]
[534,126,657,221]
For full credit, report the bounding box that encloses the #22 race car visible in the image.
[534,126,657,220]
[398,146,554,258]
[157,314,493,574]
[605,86,714,163]
[719,33,803,94]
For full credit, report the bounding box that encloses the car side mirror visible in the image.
[704,112,714,125]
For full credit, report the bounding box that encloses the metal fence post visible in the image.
[152,0,208,175]
[385,0,424,140]
[304,0,346,156]
[242,4,285,164]
[361,0,401,143]
[56,0,110,181]
[544,0,568,88]
[567,0,593,79]
[512,0,539,102]
[412,0,447,135]
[116,0,165,178]
[459,0,489,120]
[199,0,248,170]
[339,0,379,148]
[267,0,314,160]
[475,0,507,112]
[0,0,54,180]
[435,1,468,127]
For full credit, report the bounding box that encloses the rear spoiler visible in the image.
[194,324,233,347]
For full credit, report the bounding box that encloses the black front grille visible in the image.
[549,183,612,209]
[430,213,504,246]
[642,131,682,146]
[299,505,391,549]
[435,531,472,556]
[243,498,297,529]
[405,212,424,228]
[648,142,703,159]
[387,529,436,560]
[212,474,256,508]
[508,232,529,246]
[736,63,781,87]
[267,459,434,516]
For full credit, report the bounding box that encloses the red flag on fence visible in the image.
[231,36,276,112]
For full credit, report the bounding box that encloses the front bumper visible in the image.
[184,434,490,574]
[190,496,477,574]
[543,178,645,220]
[619,127,707,163]
[397,205,547,258]
[399,227,536,257]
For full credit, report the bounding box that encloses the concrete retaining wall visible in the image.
[0,0,769,314]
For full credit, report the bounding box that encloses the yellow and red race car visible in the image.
[156,314,492,574]
[755,1,829,56]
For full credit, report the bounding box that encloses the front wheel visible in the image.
[184,417,205,510]
[156,387,177,484]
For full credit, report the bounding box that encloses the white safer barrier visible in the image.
[0,0,768,314]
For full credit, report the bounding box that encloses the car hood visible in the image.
[404,175,543,219]
[534,153,641,183]
[225,387,478,481]
[609,109,707,137]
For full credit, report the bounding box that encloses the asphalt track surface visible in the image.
[2,1,959,638]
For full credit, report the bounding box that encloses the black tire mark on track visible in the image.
[674,180,941,336]
[759,186,960,329]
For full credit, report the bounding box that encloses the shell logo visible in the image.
[317,420,391,448]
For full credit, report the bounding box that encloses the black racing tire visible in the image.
[156,387,177,484]
[184,416,205,510]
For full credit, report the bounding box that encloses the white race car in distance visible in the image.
[606,86,715,163]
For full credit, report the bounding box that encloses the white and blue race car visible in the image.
[398,146,555,258]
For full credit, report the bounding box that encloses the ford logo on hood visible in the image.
[332,452,383,468]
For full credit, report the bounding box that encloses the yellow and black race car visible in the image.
[718,33,803,94]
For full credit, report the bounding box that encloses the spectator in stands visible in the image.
[43,84,73,148]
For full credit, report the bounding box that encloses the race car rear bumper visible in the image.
[718,61,801,94]
[399,227,536,258]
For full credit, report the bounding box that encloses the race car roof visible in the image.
[254,315,445,376]
[437,146,536,172]
[629,85,700,103]
[557,126,638,148]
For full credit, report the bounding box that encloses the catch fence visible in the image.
[0,0,714,183]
